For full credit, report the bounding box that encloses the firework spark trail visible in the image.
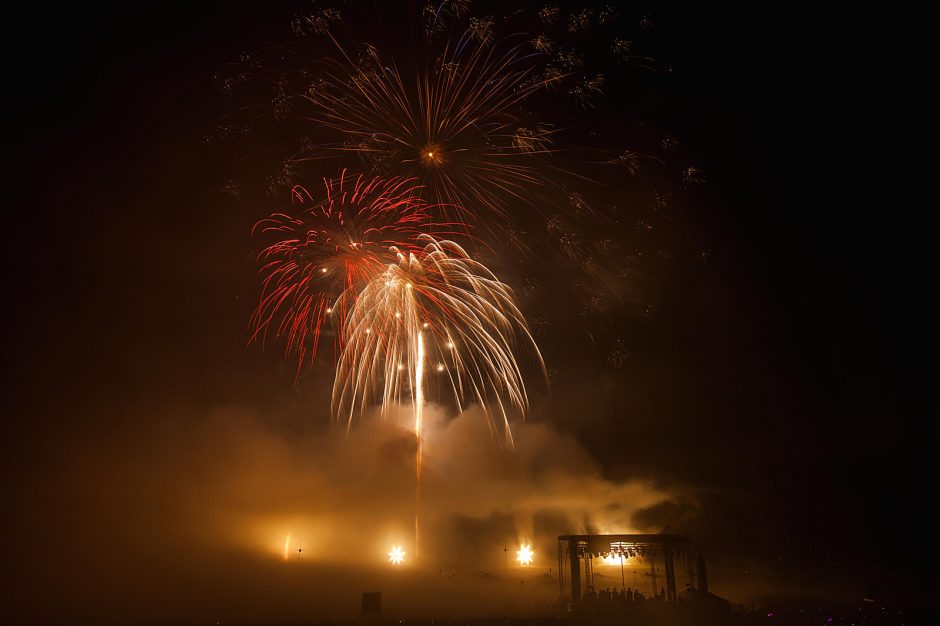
[414,331,424,558]
[250,172,464,375]
[333,234,546,556]
[332,235,544,440]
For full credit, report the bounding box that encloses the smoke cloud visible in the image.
[8,401,671,623]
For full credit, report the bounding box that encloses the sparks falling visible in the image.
[414,330,425,558]
[333,235,545,556]
[332,235,545,445]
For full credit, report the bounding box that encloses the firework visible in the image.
[226,2,690,400]
[332,234,545,558]
[250,172,458,372]
[221,3,674,346]
[278,29,570,222]
[332,235,545,445]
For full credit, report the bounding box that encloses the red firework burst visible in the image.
[250,171,462,373]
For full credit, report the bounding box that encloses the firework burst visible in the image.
[250,173,460,373]
[332,235,544,445]
[286,33,567,222]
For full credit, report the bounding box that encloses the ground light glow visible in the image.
[388,545,405,565]
[516,544,534,566]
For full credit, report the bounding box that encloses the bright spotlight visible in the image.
[516,544,534,566]
[388,545,405,565]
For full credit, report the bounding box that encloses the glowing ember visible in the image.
[388,545,405,565]
[516,544,534,566]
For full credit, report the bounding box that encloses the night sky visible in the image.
[2,3,931,624]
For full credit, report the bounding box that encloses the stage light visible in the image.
[516,544,534,566]
[388,545,405,565]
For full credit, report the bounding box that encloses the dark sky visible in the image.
[2,3,931,623]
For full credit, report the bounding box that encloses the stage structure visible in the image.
[557,534,708,603]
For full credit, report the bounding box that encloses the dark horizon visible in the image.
[2,3,931,624]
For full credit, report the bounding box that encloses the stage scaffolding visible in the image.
[556,534,708,603]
